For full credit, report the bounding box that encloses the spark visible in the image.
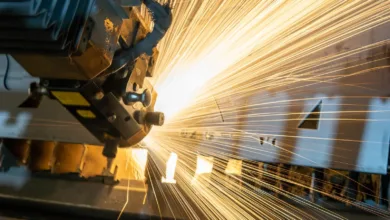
[161,152,178,184]
[130,148,148,180]
[144,0,390,219]
[194,155,213,176]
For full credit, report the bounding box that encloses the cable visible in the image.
[3,54,10,91]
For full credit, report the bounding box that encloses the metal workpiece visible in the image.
[28,141,56,172]
[0,140,179,219]
[0,139,384,220]
[0,140,141,184]
[1,139,30,169]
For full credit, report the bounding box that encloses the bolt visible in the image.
[42,80,49,87]
[95,91,104,100]
[108,114,117,123]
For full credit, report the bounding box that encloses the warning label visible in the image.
[76,110,96,119]
[51,91,90,106]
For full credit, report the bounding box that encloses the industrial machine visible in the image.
[0,1,390,219]
[0,0,170,168]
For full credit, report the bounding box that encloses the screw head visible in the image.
[95,91,104,100]
[108,114,117,123]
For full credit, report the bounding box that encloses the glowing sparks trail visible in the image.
[153,0,390,119]
[145,0,390,219]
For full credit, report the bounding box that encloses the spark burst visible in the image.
[143,0,390,219]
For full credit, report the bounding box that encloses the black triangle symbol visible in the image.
[298,100,322,130]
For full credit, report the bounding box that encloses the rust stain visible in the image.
[104,18,114,33]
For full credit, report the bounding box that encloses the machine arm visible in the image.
[0,0,171,160]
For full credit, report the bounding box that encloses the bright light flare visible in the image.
[162,152,178,184]
[130,148,148,180]
[146,0,390,219]
[195,155,214,175]
[192,155,214,185]
[153,0,331,120]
